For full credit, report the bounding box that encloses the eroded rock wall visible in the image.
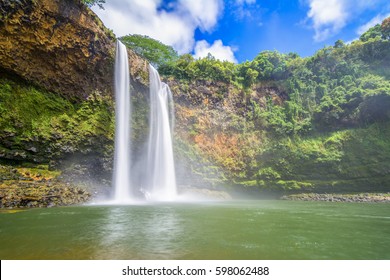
[0,0,148,100]
[0,0,151,201]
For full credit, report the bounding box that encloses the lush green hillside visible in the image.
[254,123,390,193]
[151,18,390,193]
[1,0,389,207]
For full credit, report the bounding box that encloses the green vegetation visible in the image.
[157,17,390,193]
[120,35,179,69]
[80,0,105,9]
[161,29,390,136]
[256,123,390,192]
[0,162,91,208]
[382,17,390,39]
[160,53,237,83]
[175,19,388,132]
[0,77,115,163]
[1,6,389,198]
[173,137,228,188]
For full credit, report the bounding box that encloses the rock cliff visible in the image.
[0,0,148,100]
[0,0,151,207]
[168,78,287,189]
[1,0,388,208]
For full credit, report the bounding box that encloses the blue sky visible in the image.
[93,0,390,63]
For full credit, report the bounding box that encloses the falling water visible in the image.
[146,65,177,201]
[111,41,177,203]
[112,41,133,203]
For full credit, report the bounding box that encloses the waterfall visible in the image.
[112,41,133,203]
[146,65,177,201]
[111,41,177,203]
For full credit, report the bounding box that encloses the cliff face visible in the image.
[0,0,148,100]
[0,0,151,202]
[167,78,288,189]
[167,78,390,194]
[0,0,290,194]
[1,0,388,201]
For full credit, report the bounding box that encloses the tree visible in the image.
[120,34,178,69]
[360,24,382,42]
[81,0,105,9]
[252,51,288,80]
[237,62,258,87]
[381,17,390,40]
[334,39,345,49]
[159,54,194,79]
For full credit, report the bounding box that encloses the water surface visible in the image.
[0,200,389,259]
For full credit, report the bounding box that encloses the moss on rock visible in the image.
[0,163,91,208]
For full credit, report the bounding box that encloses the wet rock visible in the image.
[281,193,390,203]
[0,164,92,208]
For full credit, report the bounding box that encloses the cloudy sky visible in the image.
[93,0,390,63]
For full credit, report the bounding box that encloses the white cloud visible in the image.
[357,13,390,35]
[92,0,223,54]
[179,0,223,32]
[232,0,258,20]
[306,0,347,41]
[193,40,237,63]
[304,0,390,41]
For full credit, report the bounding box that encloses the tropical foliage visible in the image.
[120,35,178,69]
[158,17,390,138]
[80,0,105,9]
[158,17,390,191]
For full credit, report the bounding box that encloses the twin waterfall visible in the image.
[147,66,177,201]
[113,41,131,202]
[113,41,177,203]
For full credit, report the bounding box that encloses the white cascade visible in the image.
[112,41,133,203]
[146,65,177,201]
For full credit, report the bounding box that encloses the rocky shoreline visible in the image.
[281,193,390,203]
[0,164,91,208]
[0,182,91,208]
[3,162,390,208]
